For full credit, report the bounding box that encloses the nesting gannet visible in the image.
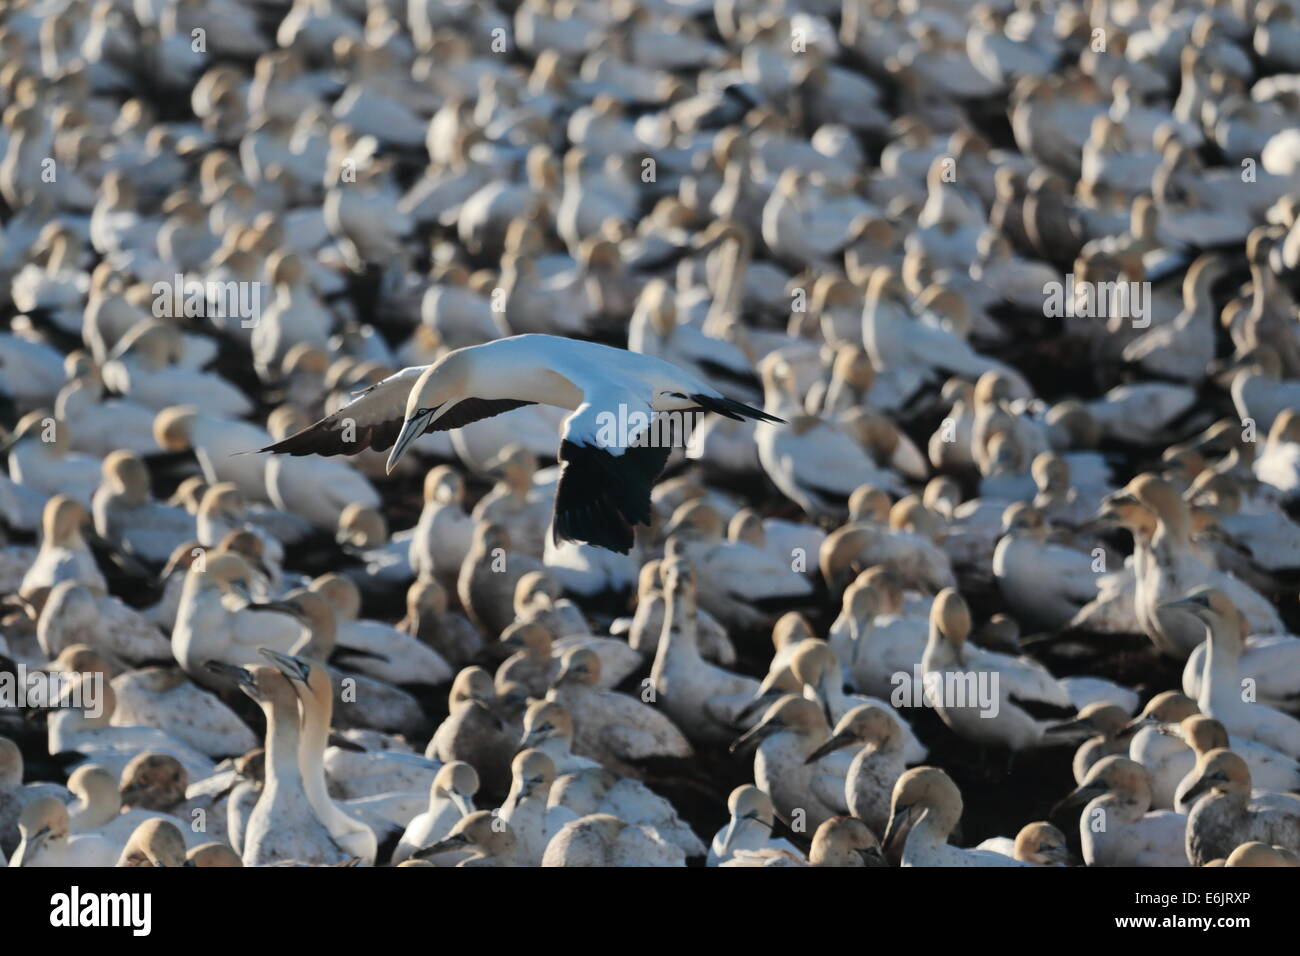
[790,641,926,764]
[154,407,274,505]
[111,666,257,758]
[90,450,195,565]
[542,812,685,867]
[1047,702,1133,784]
[115,818,191,867]
[471,444,553,558]
[1053,756,1189,866]
[646,558,760,744]
[884,767,1027,867]
[1184,749,1300,866]
[1127,476,1283,655]
[1171,714,1300,813]
[10,796,118,867]
[393,762,478,867]
[731,695,840,830]
[37,581,172,665]
[20,496,107,602]
[65,764,198,851]
[47,678,216,785]
[497,619,638,697]
[209,663,348,866]
[830,570,928,700]
[171,553,302,687]
[7,413,101,509]
[0,738,69,857]
[661,502,813,628]
[547,647,692,776]
[408,466,475,585]
[428,667,517,798]
[993,503,1100,630]
[398,577,485,669]
[499,749,578,866]
[264,427,381,533]
[258,649,380,864]
[803,704,913,835]
[413,809,518,867]
[975,822,1073,866]
[708,785,803,867]
[260,334,781,553]
[922,588,1074,753]
[458,522,549,638]
[309,574,452,687]
[1164,590,1300,759]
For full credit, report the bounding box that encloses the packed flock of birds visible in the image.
[1,0,1300,869]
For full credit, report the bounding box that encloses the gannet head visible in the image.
[387,351,472,473]
[499,619,552,658]
[101,450,151,503]
[884,767,962,857]
[119,818,190,867]
[18,796,70,859]
[805,703,898,764]
[188,843,243,867]
[414,809,513,861]
[1158,587,1241,649]
[1181,748,1251,805]
[847,484,891,524]
[422,464,464,504]
[552,647,601,689]
[121,752,188,811]
[512,749,557,800]
[790,641,838,728]
[433,761,479,818]
[1179,714,1230,757]
[727,785,775,827]
[771,611,814,651]
[1122,690,1198,734]
[811,816,885,867]
[1053,755,1151,815]
[729,695,825,753]
[929,587,971,665]
[519,700,574,752]
[1014,822,1071,866]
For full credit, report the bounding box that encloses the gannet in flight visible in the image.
[261,334,782,552]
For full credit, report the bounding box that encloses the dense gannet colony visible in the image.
[1,0,1300,868]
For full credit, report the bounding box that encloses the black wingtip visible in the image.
[690,393,784,424]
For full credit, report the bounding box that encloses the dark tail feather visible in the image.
[690,393,785,424]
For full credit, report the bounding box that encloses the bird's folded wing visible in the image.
[259,366,534,456]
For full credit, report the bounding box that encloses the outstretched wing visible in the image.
[259,367,534,457]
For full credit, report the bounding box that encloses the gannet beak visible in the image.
[449,792,473,818]
[729,719,780,754]
[245,599,307,620]
[258,646,310,683]
[22,826,52,863]
[387,407,437,474]
[859,845,886,867]
[204,661,258,696]
[1181,775,1212,805]
[882,804,918,860]
[1050,782,1104,817]
[1158,597,1202,614]
[413,832,469,859]
[805,729,855,764]
[1044,716,1087,737]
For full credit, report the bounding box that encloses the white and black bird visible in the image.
[261,334,782,553]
